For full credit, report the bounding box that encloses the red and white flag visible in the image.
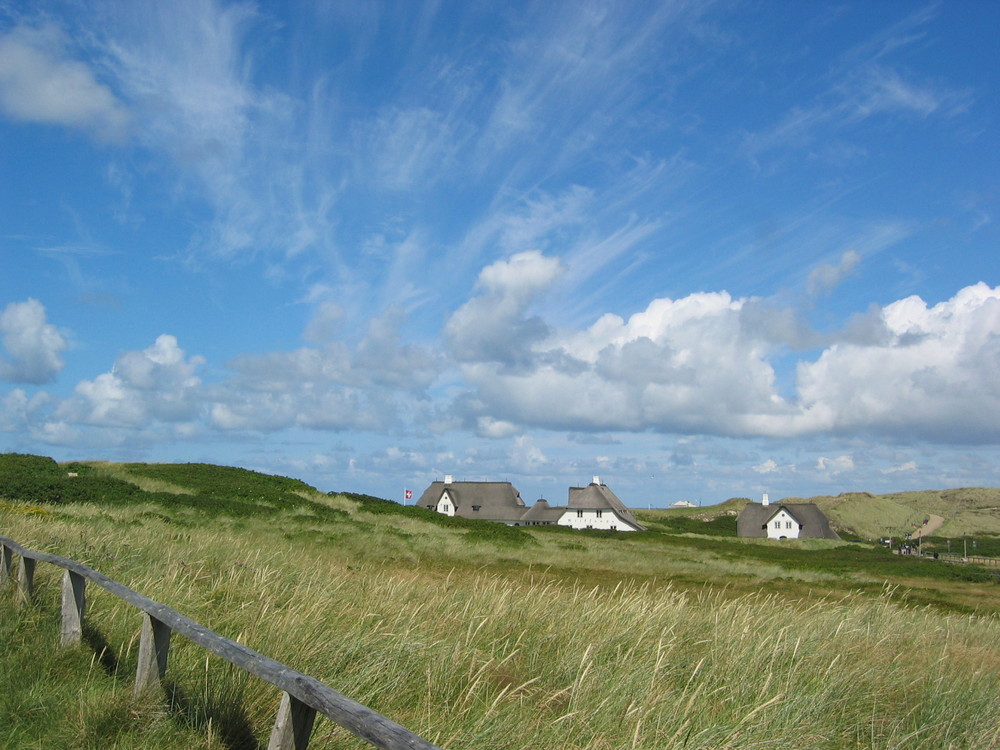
[404,489,413,501]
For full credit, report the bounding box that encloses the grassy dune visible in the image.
[3,458,1000,748]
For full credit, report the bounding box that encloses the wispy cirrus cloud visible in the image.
[743,7,971,168]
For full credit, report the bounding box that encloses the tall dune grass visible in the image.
[3,497,1000,748]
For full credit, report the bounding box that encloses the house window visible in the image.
[786,521,792,529]
[442,504,450,512]
[596,510,603,518]
[773,521,781,529]
[472,505,481,512]
[577,510,584,518]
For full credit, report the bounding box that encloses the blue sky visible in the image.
[1,0,998,507]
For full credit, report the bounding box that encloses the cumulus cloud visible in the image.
[0,25,129,141]
[457,285,787,433]
[449,254,1000,445]
[787,282,1000,440]
[55,334,204,427]
[0,299,69,384]
[508,435,548,473]
[0,388,53,433]
[476,416,520,439]
[212,308,439,432]
[445,250,565,365]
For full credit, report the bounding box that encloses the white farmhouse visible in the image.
[414,475,645,531]
[736,495,840,540]
[555,477,644,531]
[414,476,527,524]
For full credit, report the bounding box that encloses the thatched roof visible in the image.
[567,482,644,529]
[737,502,841,540]
[414,480,526,523]
[415,477,644,529]
[520,499,564,523]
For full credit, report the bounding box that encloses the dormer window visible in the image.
[472,505,481,512]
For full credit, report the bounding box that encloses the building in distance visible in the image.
[414,475,645,532]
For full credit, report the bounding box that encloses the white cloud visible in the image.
[508,435,548,473]
[0,25,129,141]
[816,455,854,475]
[445,250,565,364]
[743,8,971,169]
[849,65,968,120]
[303,301,346,344]
[363,106,467,190]
[753,459,779,474]
[55,334,204,428]
[211,308,439,432]
[447,253,1000,445]
[789,282,1000,440]
[807,249,861,296]
[0,388,53,432]
[882,461,917,475]
[0,299,69,384]
[476,417,520,439]
[457,283,787,433]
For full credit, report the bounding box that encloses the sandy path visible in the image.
[910,514,945,540]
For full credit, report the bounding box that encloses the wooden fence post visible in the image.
[134,612,171,696]
[61,569,87,647]
[0,544,11,585]
[16,556,35,605]
[0,544,13,585]
[268,691,317,750]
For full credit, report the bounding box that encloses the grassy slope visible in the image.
[3,456,1000,749]
[638,488,1000,542]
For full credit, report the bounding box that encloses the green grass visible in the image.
[3,455,1000,748]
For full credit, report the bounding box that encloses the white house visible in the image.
[415,476,527,524]
[736,495,840,540]
[555,477,644,531]
[415,475,645,531]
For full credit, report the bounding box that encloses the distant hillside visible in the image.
[638,488,1000,542]
[0,453,342,520]
[787,488,1000,540]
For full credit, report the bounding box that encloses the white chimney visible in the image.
[444,474,453,485]
[762,492,769,506]
[593,475,601,485]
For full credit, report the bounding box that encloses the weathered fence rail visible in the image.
[934,552,1000,567]
[0,534,441,750]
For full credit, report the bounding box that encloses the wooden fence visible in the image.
[0,534,441,750]
[932,552,1000,567]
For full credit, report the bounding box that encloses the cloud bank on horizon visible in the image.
[1,0,998,506]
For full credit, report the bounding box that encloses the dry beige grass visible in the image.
[5,490,1000,749]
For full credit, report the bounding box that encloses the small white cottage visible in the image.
[736,495,840,540]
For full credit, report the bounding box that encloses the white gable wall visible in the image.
[435,490,456,516]
[766,508,800,539]
[557,509,639,532]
